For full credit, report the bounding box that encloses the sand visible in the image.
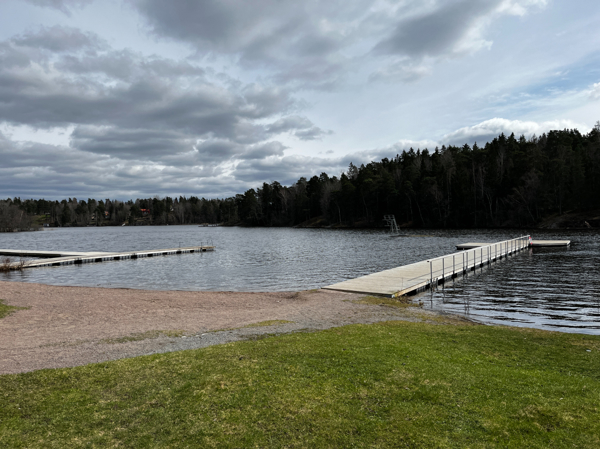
[0,281,448,374]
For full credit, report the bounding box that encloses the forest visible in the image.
[2,125,600,231]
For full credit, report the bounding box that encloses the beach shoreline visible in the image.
[0,281,458,375]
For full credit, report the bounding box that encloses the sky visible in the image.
[0,0,599,200]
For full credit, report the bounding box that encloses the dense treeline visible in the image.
[4,126,600,230]
[5,196,236,228]
[0,201,34,232]
[232,126,600,228]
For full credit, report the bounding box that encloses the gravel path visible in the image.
[0,281,451,374]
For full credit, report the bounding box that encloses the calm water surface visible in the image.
[0,226,598,334]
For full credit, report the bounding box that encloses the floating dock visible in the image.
[323,236,531,298]
[0,250,113,258]
[456,240,570,250]
[1,246,214,270]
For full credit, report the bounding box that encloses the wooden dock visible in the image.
[1,246,214,270]
[323,236,531,298]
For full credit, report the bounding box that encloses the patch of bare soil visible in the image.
[0,281,455,374]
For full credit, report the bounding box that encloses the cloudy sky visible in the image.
[0,0,598,200]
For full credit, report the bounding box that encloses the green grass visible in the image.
[353,295,421,308]
[208,319,294,333]
[1,321,599,448]
[0,299,28,319]
[101,330,185,344]
[242,319,294,328]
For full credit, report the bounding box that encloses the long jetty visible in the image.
[0,246,214,270]
[323,236,533,298]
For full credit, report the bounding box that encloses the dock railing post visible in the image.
[442,257,445,283]
[453,255,455,277]
[429,261,432,286]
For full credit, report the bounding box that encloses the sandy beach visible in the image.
[0,281,453,374]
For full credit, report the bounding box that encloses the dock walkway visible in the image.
[457,240,570,250]
[323,236,531,298]
[1,246,214,270]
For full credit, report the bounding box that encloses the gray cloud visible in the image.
[0,132,242,199]
[70,126,195,159]
[373,0,498,58]
[134,0,348,59]
[132,0,544,87]
[0,25,341,199]
[0,1,560,201]
[132,0,371,87]
[57,50,205,81]
[0,30,308,162]
[266,115,333,140]
[369,61,432,83]
[3,115,585,201]
[12,25,105,53]
[233,154,342,185]
[239,141,286,160]
[23,0,94,15]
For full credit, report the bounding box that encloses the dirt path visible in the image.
[0,281,452,374]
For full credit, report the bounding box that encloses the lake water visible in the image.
[1,226,598,334]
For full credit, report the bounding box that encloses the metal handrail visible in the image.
[425,235,530,286]
[400,235,530,289]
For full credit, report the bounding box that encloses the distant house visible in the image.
[140,209,150,216]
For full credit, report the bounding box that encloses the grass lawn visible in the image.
[1,321,599,448]
[0,299,28,319]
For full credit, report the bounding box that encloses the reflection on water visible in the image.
[422,241,600,335]
[0,226,598,334]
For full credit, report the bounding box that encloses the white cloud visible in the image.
[590,82,600,100]
[442,117,590,145]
